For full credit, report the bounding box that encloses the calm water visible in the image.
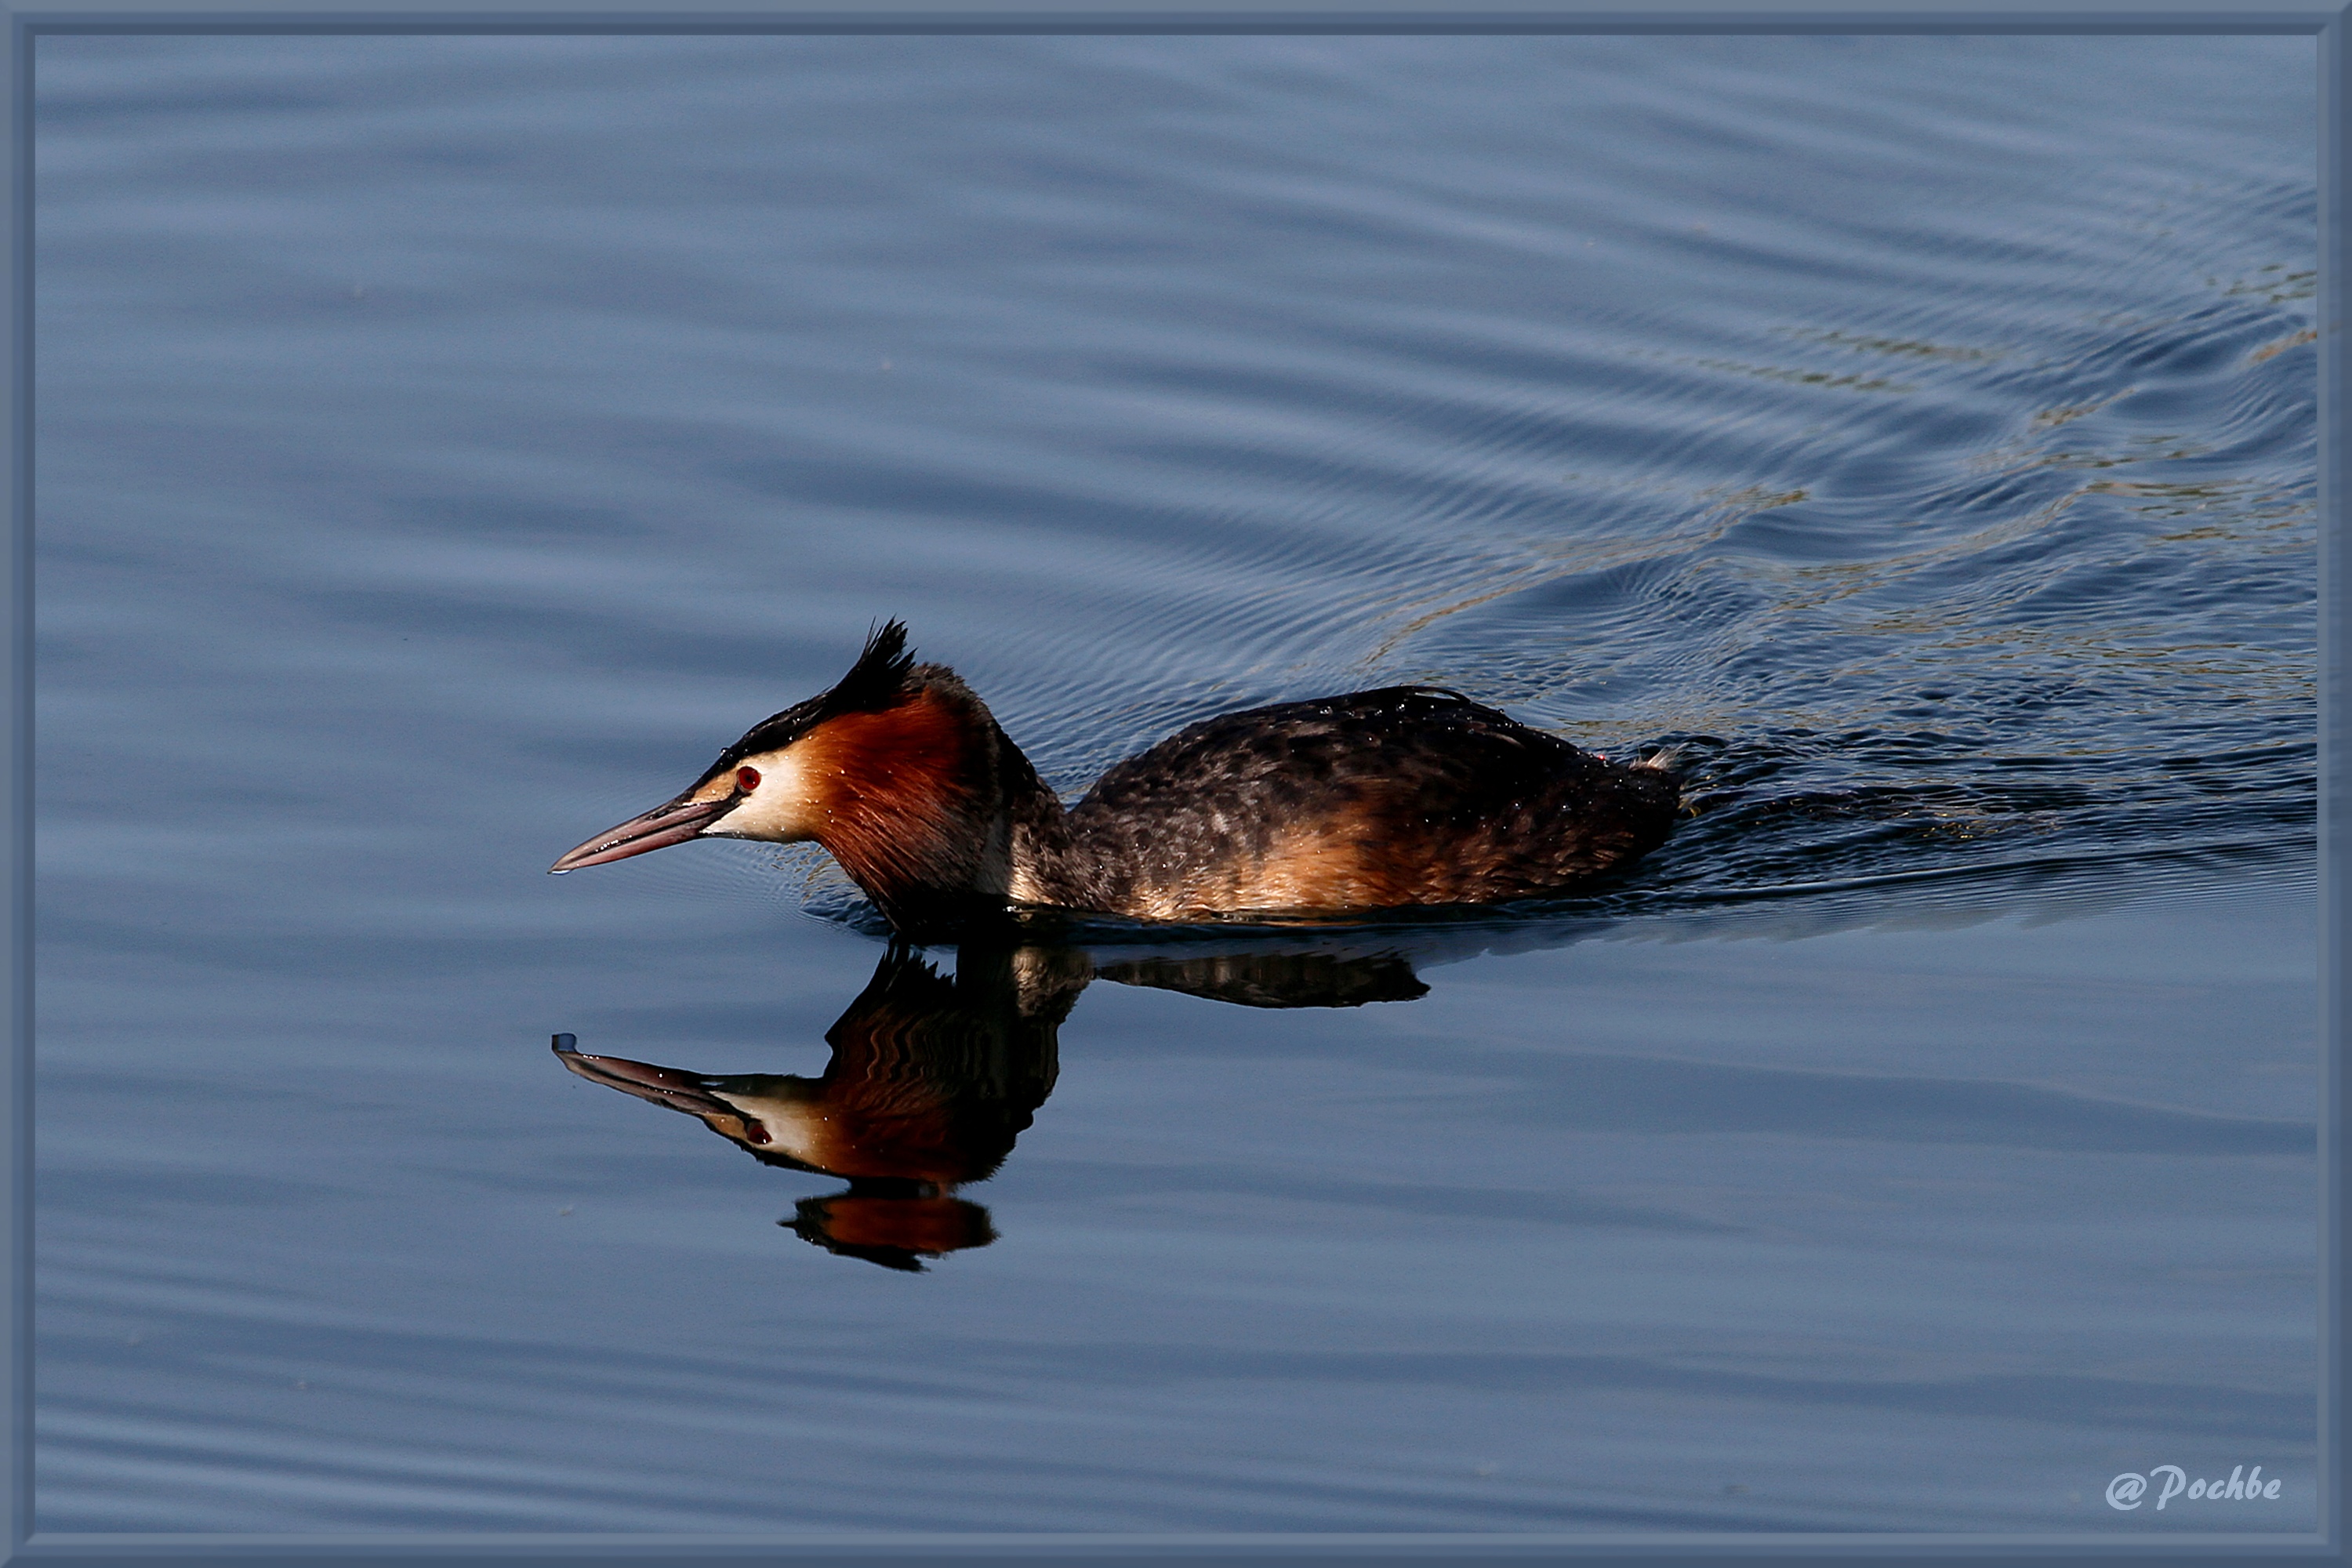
[33,34,2318,1536]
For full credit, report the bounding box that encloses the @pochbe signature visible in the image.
[2107,1465,2283,1511]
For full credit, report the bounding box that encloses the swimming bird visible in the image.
[550,621,1679,933]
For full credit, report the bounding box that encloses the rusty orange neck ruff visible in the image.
[795,691,1040,932]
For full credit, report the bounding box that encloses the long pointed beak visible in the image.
[550,794,728,873]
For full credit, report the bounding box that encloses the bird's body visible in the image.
[553,622,1679,934]
[1037,686,1676,919]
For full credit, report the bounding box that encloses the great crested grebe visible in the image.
[550,621,1679,932]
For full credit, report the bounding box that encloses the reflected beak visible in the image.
[550,794,729,873]
[550,1036,744,1121]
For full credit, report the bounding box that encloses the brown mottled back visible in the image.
[1048,687,1678,920]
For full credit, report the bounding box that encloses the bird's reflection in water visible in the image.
[554,938,1430,1270]
[556,945,1076,1271]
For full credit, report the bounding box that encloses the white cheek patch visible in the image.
[713,1092,832,1164]
[710,750,822,844]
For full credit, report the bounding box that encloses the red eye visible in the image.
[735,767,760,792]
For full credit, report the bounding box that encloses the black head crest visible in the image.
[822,619,916,717]
[703,621,920,779]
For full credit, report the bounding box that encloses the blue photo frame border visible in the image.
[0,5,2339,1563]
